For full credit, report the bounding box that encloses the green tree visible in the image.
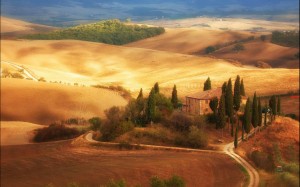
[258,98,262,131]
[243,98,252,139]
[222,82,227,95]
[233,75,241,111]
[277,96,281,115]
[137,88,143,99]
[217,94,226,136]
[203,77,212,91]
[252,92,259,132]
[146,89,156,122]
[209,97,219,115]
[269,95,277,121]
[240,79,246,96]
[171,84,178,108]
[226,78,234,136]
[154,82,160,94]
[234,126,238,148]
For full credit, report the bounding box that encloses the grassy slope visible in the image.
[1,79,127,125]
[1,40,299,98]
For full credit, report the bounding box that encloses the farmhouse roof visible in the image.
[186,87,222,100]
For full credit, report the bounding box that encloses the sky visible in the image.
[1,0,299,26]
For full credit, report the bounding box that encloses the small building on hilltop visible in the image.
[184,87,247,115]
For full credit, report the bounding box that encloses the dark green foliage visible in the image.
[260,35,267,41]
[251,150,276,171]
[217,94,226,129]
[186,126,208,148]
[33,124,80,142]
[154,82,160,94]
[285,113,297,120]
[169,112,193,132]
[23,19,165,45]
[277,96,281,115]
[232,43,245,52]
[240,79,246,96]
[271,31,299,48]
[258,98,262,127]
[209,97,218,114]
[106,179,126,187]
[88,117,102,131]
[295,52,300,59]
[203,77,212,91]
[171,85,178,108]
[146,89,156,122]
[243,98,252,134]
[233,75,241,111]
[150,175,185,187]
[154,93,174,120]
[269,95,277,119]
[222,82,227,95]
[252,92,259,128]
[225,78,234,121]
[234,126,238,148]
[242,123,245,141]
[205,46,216,54]
[137,88,143,99]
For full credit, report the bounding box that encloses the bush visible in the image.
[276,172,299,187]
[285,113,297,120]
[88,117,102,131]
[11,72,23,79]
[271,31,299,48]
[169,112,193,132]
[232,43,245,52]
[186,126,208,148]
[205,113,217,124]
[105,179,126,187]
[150,175,185,187]
[193,115,207,129]
[260,35,267,41]
[205,46,216,54]
[251,150,275,171]
[33,124,81,142]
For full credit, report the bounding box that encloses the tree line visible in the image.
[22,19,165,45]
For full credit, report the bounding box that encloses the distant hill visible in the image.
[22,19,165,45]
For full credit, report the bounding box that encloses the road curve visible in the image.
[2,60,39,81]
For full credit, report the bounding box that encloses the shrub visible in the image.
[260,35,267,41]
[193,115,207,129]
[64,118,79,125]
[285,113,297,120]
[232,43,245,52]
[205,46,216,54]
[33,124,81,142]
[105,179,126,187]
[206,113,217,124]
[276,172,299,187]
[88,117,102,131]
[11,72,23,79]
[251,150,275,171]
[186,126,208,148]
[150,175,185,187]
[169,112,193,132]
[38,77,46,82]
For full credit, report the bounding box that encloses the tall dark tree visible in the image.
[233,75,241,111]
[136,88,145,118]
[209,97,219,115]
[277,96,281,115]
[154,82,159,94]
[269,95,277,121]
[217,94,226,134]
[222,82,227,95]
[137,88,143,99]
[146,88,156,122]
[203,77,212,91]
[171,84,178,108]
[243,98,252,139]
[234,126,238,148]
[226,78,234,136]
[258,97,262,131]
[264,102,268,126]
[252,92,259,131]
[240,79,246,96]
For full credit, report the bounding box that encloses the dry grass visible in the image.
[1,79,127,125]
[0,121,42,145]
[1,140,245,187]
[1,40,299,98]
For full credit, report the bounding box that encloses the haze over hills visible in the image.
[1,0,299,26]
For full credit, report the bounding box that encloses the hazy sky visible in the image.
[1,0,299,26]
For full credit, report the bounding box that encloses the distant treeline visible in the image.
[22,19,165,45]
[271,31,299,48]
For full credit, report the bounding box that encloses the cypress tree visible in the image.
[243,98,251,138]
[258,97,262,131]
[154,82,159,94]
[226,78,234,136]
[264,102,268,126]
[277,96,281,115]
[171,84,178,108]
[146,89,156,123]
[240,79,246,96]
[209,97,219,115]
[137,88,143,99]
[252,92,259,131]
[269,95,277,121]
[203,77,212,91]
[233,75,241,111]
[234,126,238,148]
[217,94,226,133]
[242,122,245,141]
[222,82,227,95]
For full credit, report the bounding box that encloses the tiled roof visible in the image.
[186,87,222,100]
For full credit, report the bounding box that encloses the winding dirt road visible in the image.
[2,60,39,81]
[85,132,259,187]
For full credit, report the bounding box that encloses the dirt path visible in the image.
[85,132,259,187]
[2,60,39,81]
